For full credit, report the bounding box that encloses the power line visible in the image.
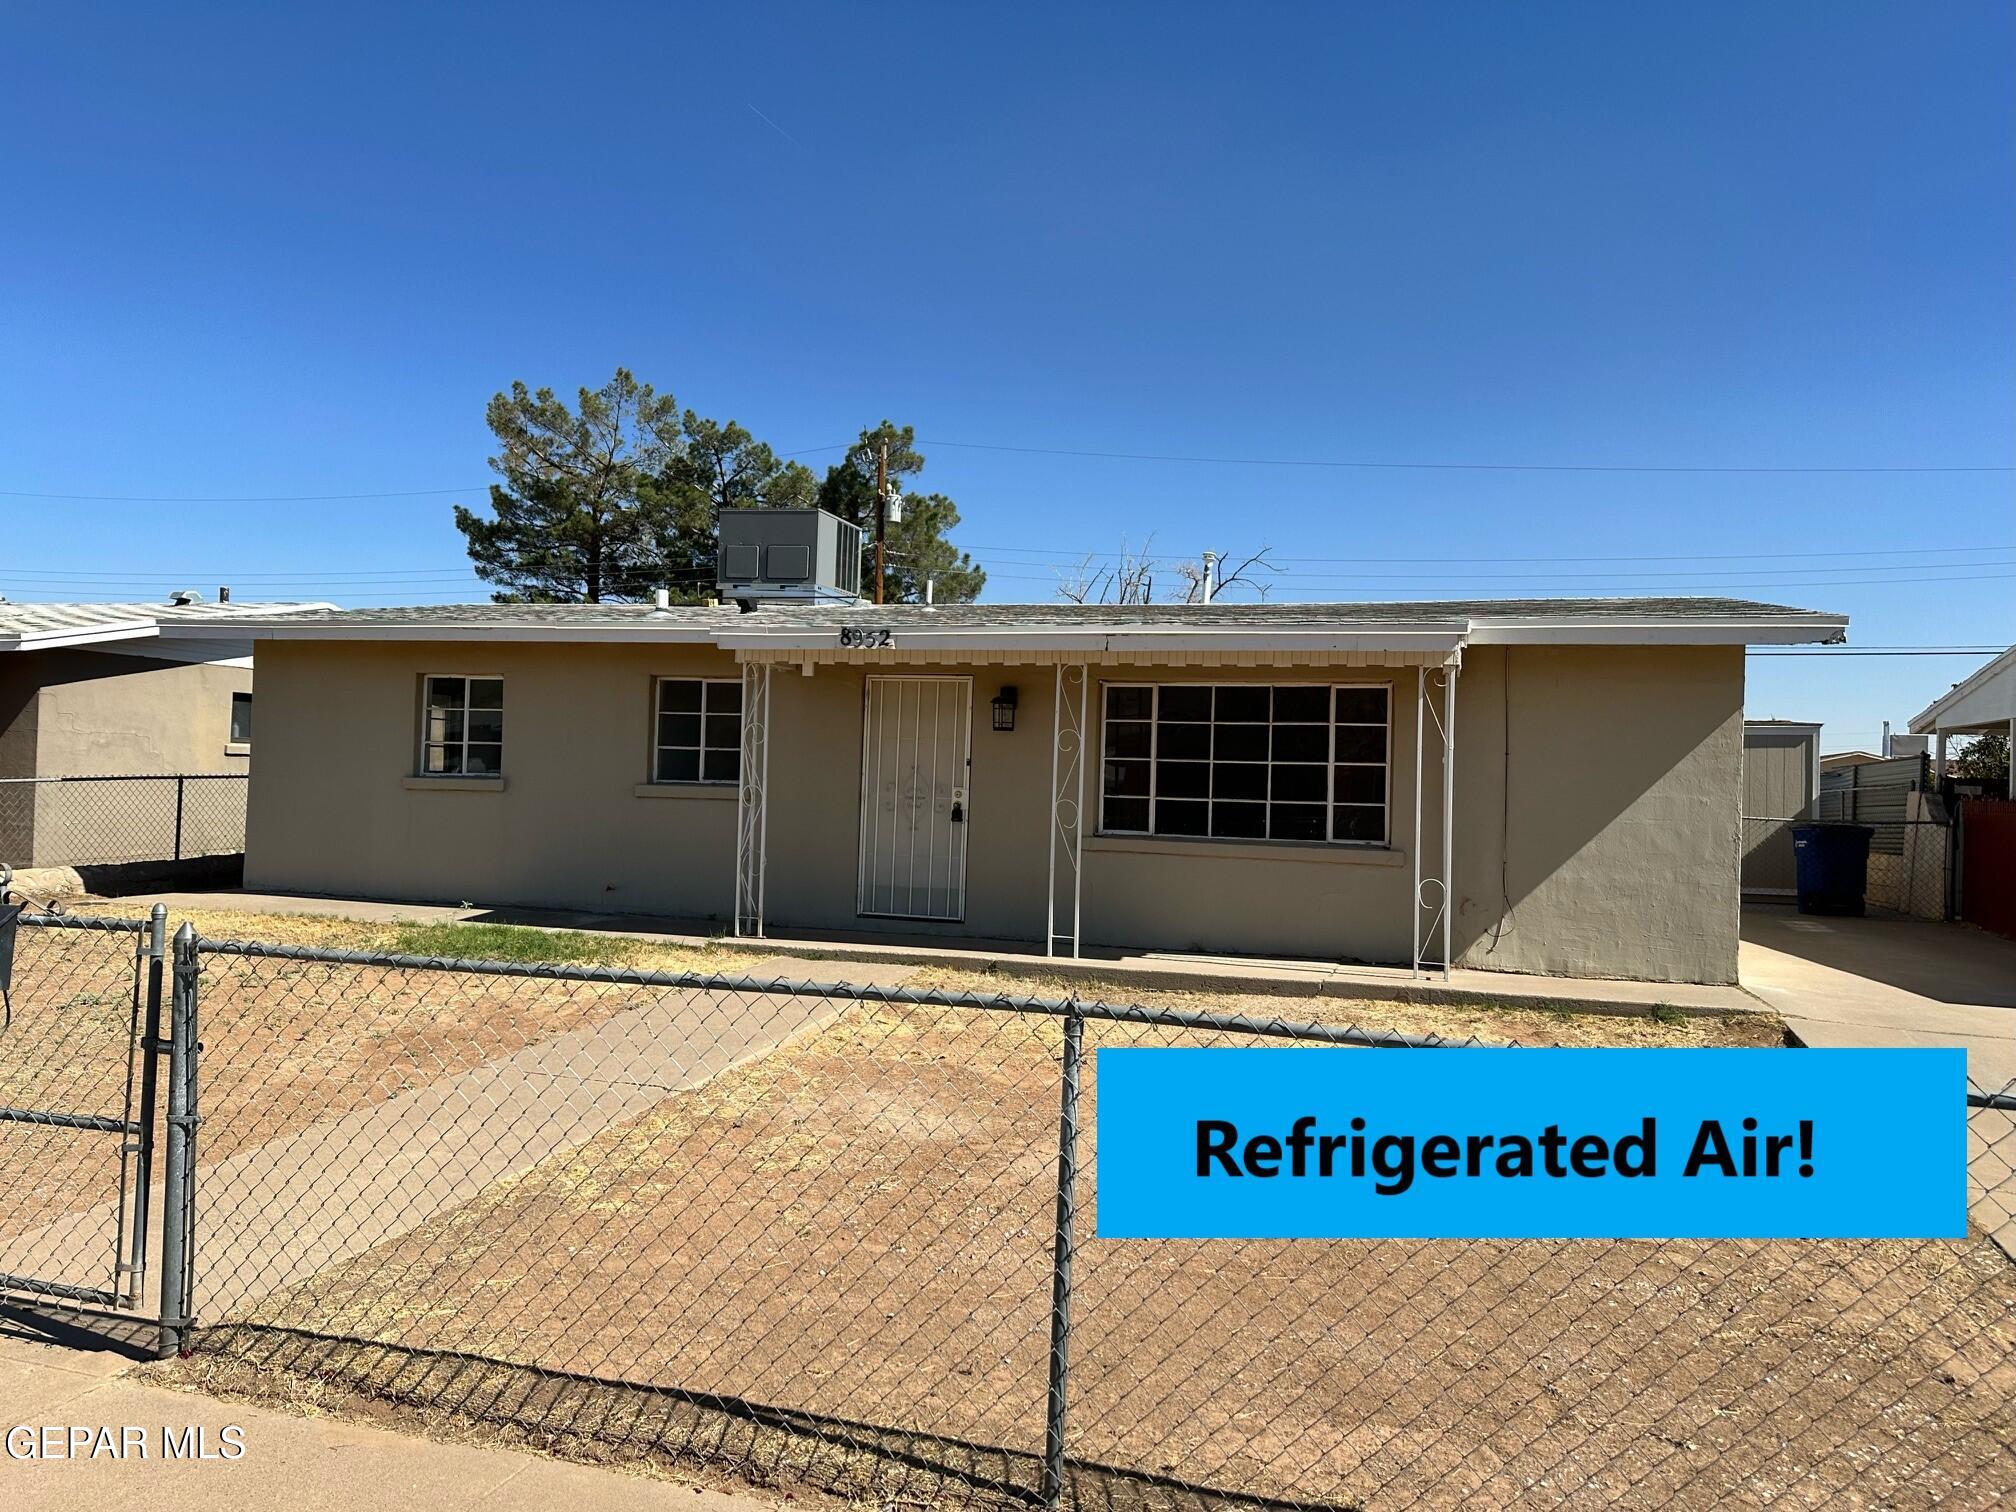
[8,542,2007,584]
[967,542,2016,566]
[0,485,489,503]
[922,439,2016,474]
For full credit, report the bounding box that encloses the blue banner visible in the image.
[1095,1047,1966,1239]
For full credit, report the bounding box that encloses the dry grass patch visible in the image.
[905,964,1783,1048]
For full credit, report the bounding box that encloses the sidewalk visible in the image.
[0,1322,784,1512]
[101,888,1764,1018]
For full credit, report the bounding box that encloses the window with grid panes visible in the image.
[1099,683,1390,844]
[420,676,504,775]
[653,678,742,783]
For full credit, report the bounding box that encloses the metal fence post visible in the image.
[124,904,168,1305]
[1042,1001,1084,1510]
[172,776,185,862]
[157,922,198,1358]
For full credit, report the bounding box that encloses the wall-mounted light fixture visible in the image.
[991,686,1018,732]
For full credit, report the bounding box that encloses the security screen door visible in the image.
[857,676,972,920]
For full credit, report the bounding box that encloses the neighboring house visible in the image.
[0,597,327,867]
[1741,720,1820,896]
[1819,750,1884,773]
[195,579,1847,987]
[1911,644,2016,801]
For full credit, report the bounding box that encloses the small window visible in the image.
[229,692,253,745]
[420,676,504,776]
[654,678,742,784]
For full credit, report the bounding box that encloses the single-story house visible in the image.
[193,589,1847,986]
[0,596,326,867]
[1819,750,1884,773]
[1910,643,2016,800]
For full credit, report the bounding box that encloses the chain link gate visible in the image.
[0,903,198,1357]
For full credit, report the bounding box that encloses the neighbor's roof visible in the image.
[176,595,1848,652]
[0,599,335,653]
[1909,643,2016,735]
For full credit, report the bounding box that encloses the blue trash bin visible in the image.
[1791,823,1874,916]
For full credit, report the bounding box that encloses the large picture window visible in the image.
[1099,683,1390,844]
[421,676,504,776]
[654,678,742,783]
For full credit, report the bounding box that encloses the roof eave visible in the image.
[1469,616,1846,647]
[177,620,721,644]
[0,620,163,652]
[1908,644,2016,733]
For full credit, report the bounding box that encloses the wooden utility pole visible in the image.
[873,440,888,605]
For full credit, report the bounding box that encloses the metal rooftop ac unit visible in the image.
[716,509,864,604]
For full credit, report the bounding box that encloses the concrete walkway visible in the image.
[1740,904,2016,1249]
[0,1321,784,1511]
[12,956,916,1321]
[102,888,1763,1018]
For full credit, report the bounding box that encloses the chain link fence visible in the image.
[0,914,153,1309]
[0,773,248,870]
[1,921,2011,1507]
[101,937,2006,1511]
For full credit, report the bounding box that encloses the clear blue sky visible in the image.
[3,2,2011,753]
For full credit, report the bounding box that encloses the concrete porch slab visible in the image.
[94,889,1763,1020]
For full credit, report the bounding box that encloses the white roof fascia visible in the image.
[170,610,1846,651]
[1908,645,2016,733]
[91,634,259,667]
[712,624,1471,654]
[0,620,163,652]
[1469,615,1845,647]
[175,621,722,644]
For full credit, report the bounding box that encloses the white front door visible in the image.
[857,676,972,920]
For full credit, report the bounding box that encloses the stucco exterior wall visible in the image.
[243,639,1742,983]
[0,649,254,866]
[27,650,253,777]
[245,641,744,920]
[1450,645,1744,984]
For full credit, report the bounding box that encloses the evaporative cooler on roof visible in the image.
[716,509,864,604]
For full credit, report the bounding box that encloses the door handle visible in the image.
[950,802,964,823]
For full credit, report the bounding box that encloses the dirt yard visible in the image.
[15,908,2010,1510]
[179,990,2013,1512]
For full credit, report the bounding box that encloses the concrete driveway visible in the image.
[1741,903,2016,1248]
[1741,904,2016,1086]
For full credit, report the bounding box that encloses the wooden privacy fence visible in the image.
[1960,799,2016,941]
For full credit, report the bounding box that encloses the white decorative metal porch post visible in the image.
[735,661,773,938]
[1047,661,1088,958]
[1411,659,1459,980]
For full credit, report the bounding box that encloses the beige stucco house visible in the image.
[0,598,324,868]
[193,594,1847,986]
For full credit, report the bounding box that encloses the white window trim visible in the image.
[1096,680,1393,848]
[649,676,743,786]
[416,673,505,779]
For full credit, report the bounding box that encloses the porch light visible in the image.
[992,686,1018,731]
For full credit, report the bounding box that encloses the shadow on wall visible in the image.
[1457,646,1745,984]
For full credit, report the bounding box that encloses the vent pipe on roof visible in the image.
[168,590,194,606]
[1200,551,1218,604]
[218,586,231,603]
